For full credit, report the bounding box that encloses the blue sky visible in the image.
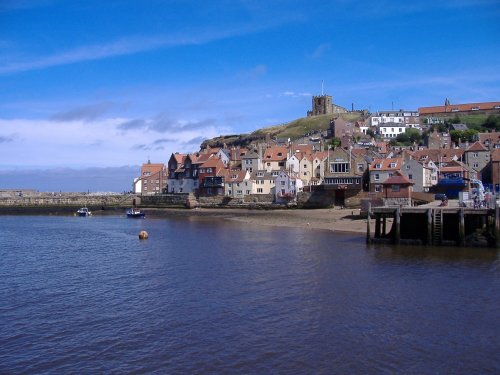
[0,0,499,191]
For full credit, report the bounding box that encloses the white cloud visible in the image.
[0,116,227,169]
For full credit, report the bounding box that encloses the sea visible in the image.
[1,214,499,374]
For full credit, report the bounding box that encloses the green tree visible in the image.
[330,137,341,149]
[394,128,422,146]
[483,115,500,131]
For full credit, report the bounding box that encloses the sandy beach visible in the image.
[147,207,371,235]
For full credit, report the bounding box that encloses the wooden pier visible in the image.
[366,204,500,248]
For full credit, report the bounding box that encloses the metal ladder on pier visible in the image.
[433,208,443,245]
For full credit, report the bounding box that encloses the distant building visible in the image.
[419,100,500,124]
[307,94,348,117]
[370,110,420,128]
[140,160,167,195]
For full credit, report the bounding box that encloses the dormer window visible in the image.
[389,162,396,168]
[375,163,382,169]
[257,172,264,177]
[277,152,283,156]
[471,106,480,111]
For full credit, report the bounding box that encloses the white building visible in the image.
[274,171,304,202]
[371,110,419,126]
[379,122,407,139]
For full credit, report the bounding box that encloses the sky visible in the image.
[1,0,499,191]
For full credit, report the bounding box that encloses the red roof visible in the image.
[370,158,402,171]
[466,141,488,152]
[382,171,413,185]
[419,101,500,115]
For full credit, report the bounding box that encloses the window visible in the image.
[374,185,381,192]
[303,172,307,176]
[330,162,350,173]
[392,185,400,192]
[472,152,478,157]
[357,163,364,172]
[405,165,411,169]
[408,174,413,180]
[281,181,285,186]
[389,163,396,168]
[257,172,264,177]
[257,188,263,193]
[206,168,212,173]
[471,106,479,111]
[374,173,380,181]
[278,162,285,167]
[473,163,479,168]
[303,164,307,168]
[375,163,382,169]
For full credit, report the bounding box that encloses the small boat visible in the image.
[76,207,92,216]
[126,207,145,218]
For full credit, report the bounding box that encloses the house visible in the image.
[381,171,414,206]
[263,146,288,171]
[478,132,500,150]
[438,159,475,181]
[226,170,252,198]
[370,110,419,127]
[450,123,468,131]
[241,148,262,172]
[426,129,451,149]
[167,153,200,193]
[402,159,438,193]
[274,171,303,203]
[464,142,490,181]
[369,158,403,193]
[251,170,276,195]
[378,122,407,140]
[323,147,365,205]
[419,101,500,121]
[197,157,227,196]
[311,151,328,184]
[140,160,167,195]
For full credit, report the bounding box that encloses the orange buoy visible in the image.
[138,230,149,240]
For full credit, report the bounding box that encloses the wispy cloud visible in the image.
[281,91,311,98]
[51,102,114,122]
[0,18,291,75]
[0,135,14,143]
[118,114,217,133]
[311,43,331,59]
[239,64,268,80]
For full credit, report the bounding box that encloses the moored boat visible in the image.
[126,208,145,218]
[76,207,92,216]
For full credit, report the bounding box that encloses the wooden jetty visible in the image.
[366,204,500,248]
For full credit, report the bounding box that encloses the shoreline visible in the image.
[146,207,370,235]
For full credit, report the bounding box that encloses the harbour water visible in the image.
[1,214,499,373]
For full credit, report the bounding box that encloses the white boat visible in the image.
[126,207,145,218]
[76,207,92,216]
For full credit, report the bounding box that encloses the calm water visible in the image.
[1,214,499,374]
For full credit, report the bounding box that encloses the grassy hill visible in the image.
[203,113,364,148]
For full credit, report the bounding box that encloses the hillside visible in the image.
[202,113,364,148]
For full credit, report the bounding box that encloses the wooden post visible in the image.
[427,208,432,245]
[366,202,371,244]
[394,207,401,245]
[382,214,387,236]
[375,214,381,239]
[458,208,465,247]
[495,205,500,248]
